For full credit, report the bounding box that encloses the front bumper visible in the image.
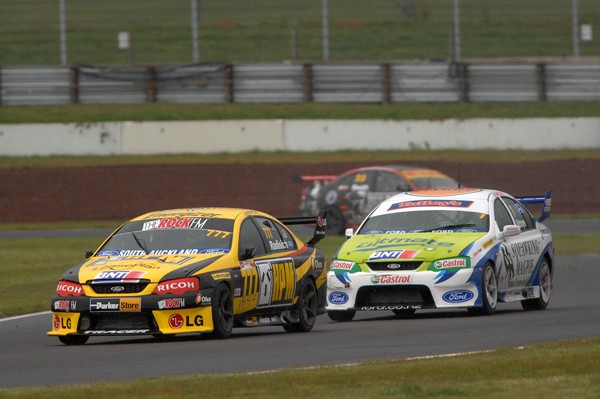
[48,289,215,337]
[325,269,479,311]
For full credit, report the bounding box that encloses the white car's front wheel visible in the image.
[327,309,356,322]
[469,262,497,316]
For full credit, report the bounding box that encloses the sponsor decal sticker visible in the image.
[142,218,208,231]
[330,260,355,271]
[371,274,412,284]
[168,313,203,329]
[211,272,231,280]
[388,200,473,211]
[433,258,468,269]
[168,314,184,329]
[328,291,349,304]
[158,298,185,310]
[368,250,419,261]
[56,281,84,297]
[90,298,120,312]
[53,300,77,311]
[93,270,146,282]
[442,290,474,303]
[120,298,141,312]
[153,278,199,295]
[482,238,494,249]
[361,305,421,311]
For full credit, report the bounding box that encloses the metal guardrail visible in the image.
[1,61,599,106]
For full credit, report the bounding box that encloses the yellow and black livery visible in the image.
[48,207,327,345]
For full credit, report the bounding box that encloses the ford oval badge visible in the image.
[111,286,125,293]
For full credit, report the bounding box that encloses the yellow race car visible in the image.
[48,207,327,345]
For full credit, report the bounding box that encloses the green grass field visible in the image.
[1,0,599,65]
[1,338,599,398]
[2,102,600,125]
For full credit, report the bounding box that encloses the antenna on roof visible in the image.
[457,162,461,188]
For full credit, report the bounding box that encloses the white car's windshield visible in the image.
[97,218,234,256]
[358,210,489,234]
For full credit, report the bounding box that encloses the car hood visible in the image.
[335,232,486,264]
[67,253,229,284]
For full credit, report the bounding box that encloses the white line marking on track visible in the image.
[0,311,50,323]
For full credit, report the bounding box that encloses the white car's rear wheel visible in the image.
[522,258,552,311]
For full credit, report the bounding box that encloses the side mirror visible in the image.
[85,250,94,259]
[499,225,521,239]
[345,228,354,239]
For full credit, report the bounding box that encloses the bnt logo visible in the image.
[368,250,419,261]
[94,271,146,282]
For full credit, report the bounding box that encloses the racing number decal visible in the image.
[354,173,368,183]
[255,259,296,308]
[240,267,260,310]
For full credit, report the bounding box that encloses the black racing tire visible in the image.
[327,309,356,322]
[469,262,497,316]
[210,283,234,339]
[392,308,416,318]
[324,206,345,235]
[58,335,89,345]
[283,278,318,333]
[522,258,552,311]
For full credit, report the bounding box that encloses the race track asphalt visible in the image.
[1,254,599,388]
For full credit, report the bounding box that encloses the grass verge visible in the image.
[0,149,599,170]
[2,102,600,125]
[1,338,599,398]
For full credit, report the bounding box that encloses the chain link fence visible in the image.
[1,0,598,66]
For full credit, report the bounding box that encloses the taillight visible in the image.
[56,280,84,297]
[152,277,199,295]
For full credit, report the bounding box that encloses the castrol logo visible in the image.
[371,274,412,284]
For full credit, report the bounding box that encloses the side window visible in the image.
[238,219,266,259]
[502,197,535,231]
[254,217,292,254]
[375,171,411,192]
[273,221,297,251]
[494,198,514,231]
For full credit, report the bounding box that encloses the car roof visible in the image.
[342,165,440,174]
[371,188,508,216]
[129,207,269,222]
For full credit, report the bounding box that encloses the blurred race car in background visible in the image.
[326,188,553,322]
[296,165,458,234]
[48,207,327,345]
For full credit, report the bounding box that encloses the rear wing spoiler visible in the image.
[279,209,327,246]
[515,189,551,222]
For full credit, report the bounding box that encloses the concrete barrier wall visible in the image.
[0,118,598,156]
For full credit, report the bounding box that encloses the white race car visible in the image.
[326,188,553,321]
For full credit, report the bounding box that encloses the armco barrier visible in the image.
[2,62,600,106]
[0,118,598,156]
